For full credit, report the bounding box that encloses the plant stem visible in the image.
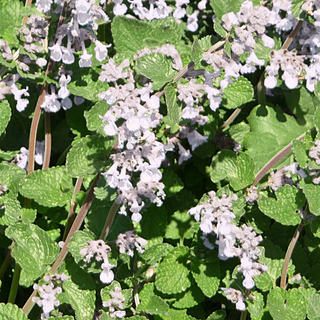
[282,20,304,50]
[22,174,99,316]
[8,263,21,304]
[280,221,304,288]
[62,177,84,241]
[99,201,120,241]
[253,129,313,186]
[0,247,13,280]
[42,112,51,170]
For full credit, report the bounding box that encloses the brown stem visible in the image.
[42,112,51,170]
[280,221,304,288]
[253,129,312,186]
[22,174,99,316]
[282,20,304,50]
[62,178,84,241]
[99,201,120,241]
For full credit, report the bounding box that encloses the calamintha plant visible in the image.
[1,0,320,319]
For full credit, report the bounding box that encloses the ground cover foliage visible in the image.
[1,0,320,319]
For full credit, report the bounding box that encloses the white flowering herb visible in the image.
[1,0,320,319]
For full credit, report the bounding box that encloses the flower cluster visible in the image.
[14,140,45,171]
[188,190,267,308]
[32,273,68,320]
[102,286,126,319]
[98,57,174,221]
[116,230,147,256]
[80,240,115,284]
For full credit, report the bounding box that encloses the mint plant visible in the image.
[1,0,320,319]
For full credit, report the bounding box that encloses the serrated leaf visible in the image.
[207,310,226,320]
[307,293,320,320]
[5,222,59,283]
[210,150,255,190]
[60,259,96,320]
[67,67,109,102]
[68,230,96,265]
[136,54,177,91]
[267,288,307,320]
[173,283,204,309]
[0,100,11,136]
[299,179,320,215]
[258,185,305,226]
[291,0,307,19]
[243,105,306,173]
[142,243,173,265]
[229,122,250,144]
[210,0,245,20]
[292,140,309,168]
[165,209,194,240]
[66,136,114,177]
[254,256,284,292]
[162,169,184,197]
[140,205,167,240]
[112,16,182,61]
[19,166,73,207]
[0,162,26,195]
[191,257,220,298]
[84,100,110,132]
[156,246,191,294]
[0,303,28,320]
[247,291,264,319]
[137,283,169,315]
[0,192,21,226]
[222,76,253,109]
[284,86,318,129]
[164,83,181,124]
[192,36,216,68]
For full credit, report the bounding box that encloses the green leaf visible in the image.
[60,259,96,320]
[0,192,21,226]
[5,222,59,284]
[267,288,307,320]
[313,105,320,133]
[307,293,320,320]
[284,86,319,128]
[207,310,226,320]
[209,150,255,191]
[0,162,26,195]
[222,76,254,109]
[19,166,73,207]
[192,36,215,68]
[210,0,245,20]
[84,100,110,132]
[67,67,109,102]
[141,243,173,266]
[66,136,115,177]
[140,205,167,240]
[291,0,307,19]
[292,140,309,168]
[0,1,24,44]
[229,122,250,144]
[0,303,28,320]
[112,16,183,61]
[247,291,264,320]
[191,257,220,298]
[243,105,306,173]
[165,210,195,240]
[164,83,181,125]
[258,185,305,226]
[173,284,204,309]
[68,230,96,265]
[156,246,191,294]
[162,169,184,197]
[0,100,11,136]
[135,54,177,91]
[299,179,320,216]
[137,283,169,315]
